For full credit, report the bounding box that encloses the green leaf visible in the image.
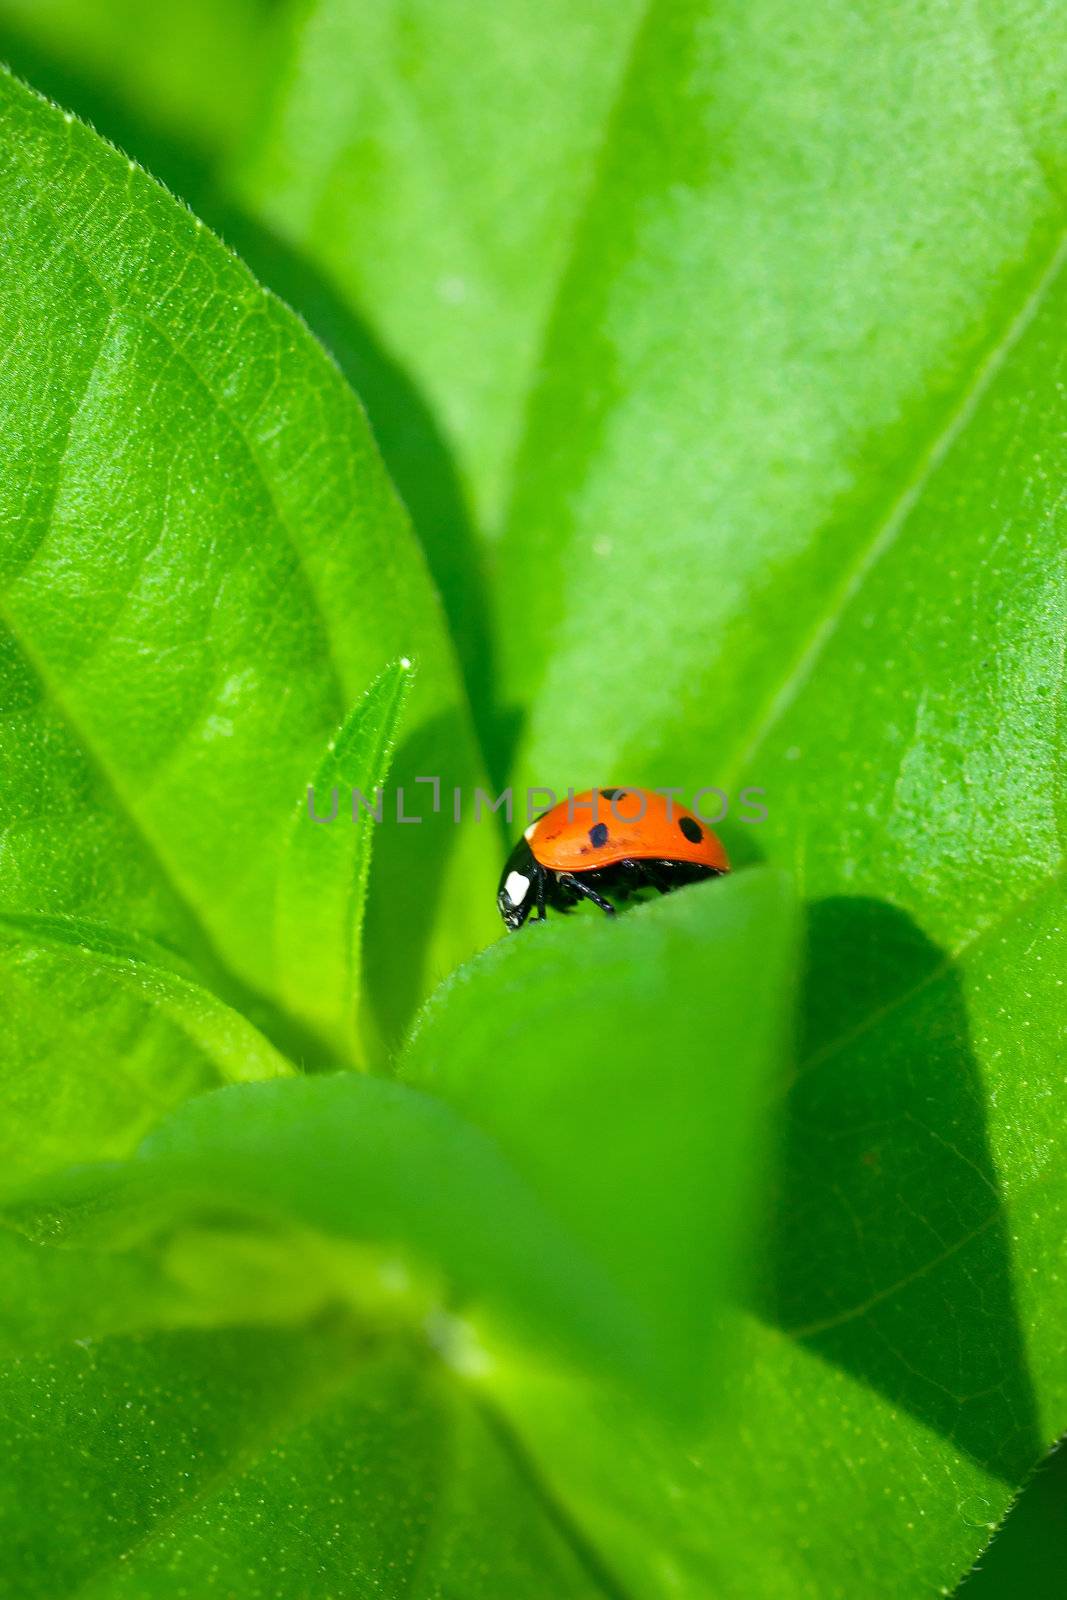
[5,867,794,1417]
[0,1226,187,1357]
[236,0,643,536]
[6,1073,641,1393]
[957,1444,1067,1597]
[455,2,1065,1591]
[0,912,290,1183]
[234,0,647,747]
[235,1,1067,1593]
[399,866,797,1418]
[0,66,498,1071]
[0,868,792,1595]
[475,1320,1018,1600]
[0,1331,608,1599]
[273,657,413,1059]
[493,0,1067,803]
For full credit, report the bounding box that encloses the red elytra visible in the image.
[527,787,729,873]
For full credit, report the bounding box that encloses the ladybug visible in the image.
[498,788,729,931]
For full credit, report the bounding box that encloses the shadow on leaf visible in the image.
[757,896,1041,1481]
[360,706,485,1050]
[0,28,521,791]
[214,209,522,794]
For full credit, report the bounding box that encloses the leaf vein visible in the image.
[784,1210,999,1342]
[8,137,350,710]
[61,1347,365,1600]
[800,866,1066,1077]
[723,223,1067,785]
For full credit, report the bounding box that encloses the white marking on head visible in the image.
[524,823,536,840]
[504,870,530,905]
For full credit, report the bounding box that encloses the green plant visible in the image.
[0,2,1064,1595]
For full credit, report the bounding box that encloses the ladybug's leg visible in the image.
[559,873,616,917]
[638,859,675,893]
[620,859,660,896]
[605,860,638,900]
[535,865,548,922]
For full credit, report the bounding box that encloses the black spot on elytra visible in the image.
[679,815,702,844]
[589,822,609,848]
[600,788,625,801]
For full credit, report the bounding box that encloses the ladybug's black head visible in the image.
[497,836,539,931]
